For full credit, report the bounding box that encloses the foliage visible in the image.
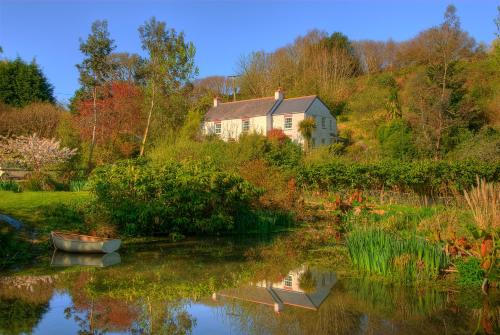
[77,20,116,89]
[138,16,198,156]
[0,134,77,171]
[89,159,261,235]
[0,180,21,192]
[69,179,88,192]
[0,102,64,138]
[0,57,54,107]
[74,82,144,162]
[377,119,416,159]
[456,258,484,287]
[297,159,500,195]
[22,172,63,191]
[298,117,316,151]
[347,228,448,282]
[0,230,32,270]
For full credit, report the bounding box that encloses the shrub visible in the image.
[89,159,262,235]
[0,180,21,192]
[377,119,417,159]
[456,258,484,287]
[297,159,500,195]
[21,172,63,191]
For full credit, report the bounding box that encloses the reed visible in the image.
[463,177,499,233]
[346,228,448,282]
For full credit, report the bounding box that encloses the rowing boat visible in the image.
[51,231,121,253]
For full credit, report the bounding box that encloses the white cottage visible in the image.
[203,88,337,147]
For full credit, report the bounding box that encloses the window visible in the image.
[330,119,333,130]
[284,117,292,130]
[284,275,293,287]
[321,138,325,144]
[242,119,250,132]
[214,122,221,134]
[311,138,316,148]
[322,117,326,129]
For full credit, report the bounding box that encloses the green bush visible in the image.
[89,159,262,235]
[297,159,500,195]
[456,258,484,287]
[0,180,22,192]
[21,172,64,191]
[377,119,417,159]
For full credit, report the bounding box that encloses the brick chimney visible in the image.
[274,87,284,101]
[213,96,222,107]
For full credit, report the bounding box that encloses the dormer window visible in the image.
[242,119,250,132]
[284,116,292,130]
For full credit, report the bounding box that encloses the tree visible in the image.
[109,52,146,84]
[494,5,500,38]
[298,117,316,152]
[76,20,116,169]
[0,102,64,138]
[0,58,54,107]
[0,134,77,171]
[74,82,144,162]
[138,17,197,156]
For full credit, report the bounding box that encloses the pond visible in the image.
[0,237,498,334]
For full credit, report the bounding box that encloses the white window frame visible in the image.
[284,116,293,130]
[242,119,250,133]
[284,275,293,287]
[214,122,221,135]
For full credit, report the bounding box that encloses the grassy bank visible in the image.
[0,191,89,228]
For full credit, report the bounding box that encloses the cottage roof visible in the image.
[204,95,319,121]
[273,95,317,115]
[204,97,277,121]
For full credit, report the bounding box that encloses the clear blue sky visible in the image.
[0,0,498,103]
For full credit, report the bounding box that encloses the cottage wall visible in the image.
[305,99,337,147]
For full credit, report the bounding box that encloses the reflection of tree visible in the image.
[0,298,49,335]
[64,272,138,334]
[298,269,317,293]
[131,297,196,335]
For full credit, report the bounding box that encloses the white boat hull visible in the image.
[51,232,121,253]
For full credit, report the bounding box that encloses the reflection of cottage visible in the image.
[203,88,337,147]
[213,266,336,312]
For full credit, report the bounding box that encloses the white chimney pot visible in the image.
[213,97,221,107]
[274,88,284,101]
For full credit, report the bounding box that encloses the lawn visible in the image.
[0,191,90,228]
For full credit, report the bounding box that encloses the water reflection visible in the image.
[214,265,336,312]
[50,251,121,268]
[0,238,498,334]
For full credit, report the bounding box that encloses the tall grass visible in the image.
[463,177,499,233]
[347,228,448,282]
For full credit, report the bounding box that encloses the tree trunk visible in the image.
[140,84,155,157]
[87,86,98,171]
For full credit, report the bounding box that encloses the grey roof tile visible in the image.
[204,97,277,121]
[273,95,317,115]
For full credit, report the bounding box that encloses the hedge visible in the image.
[296,159,500,195]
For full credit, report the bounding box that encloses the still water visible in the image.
[0,238,498,334]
